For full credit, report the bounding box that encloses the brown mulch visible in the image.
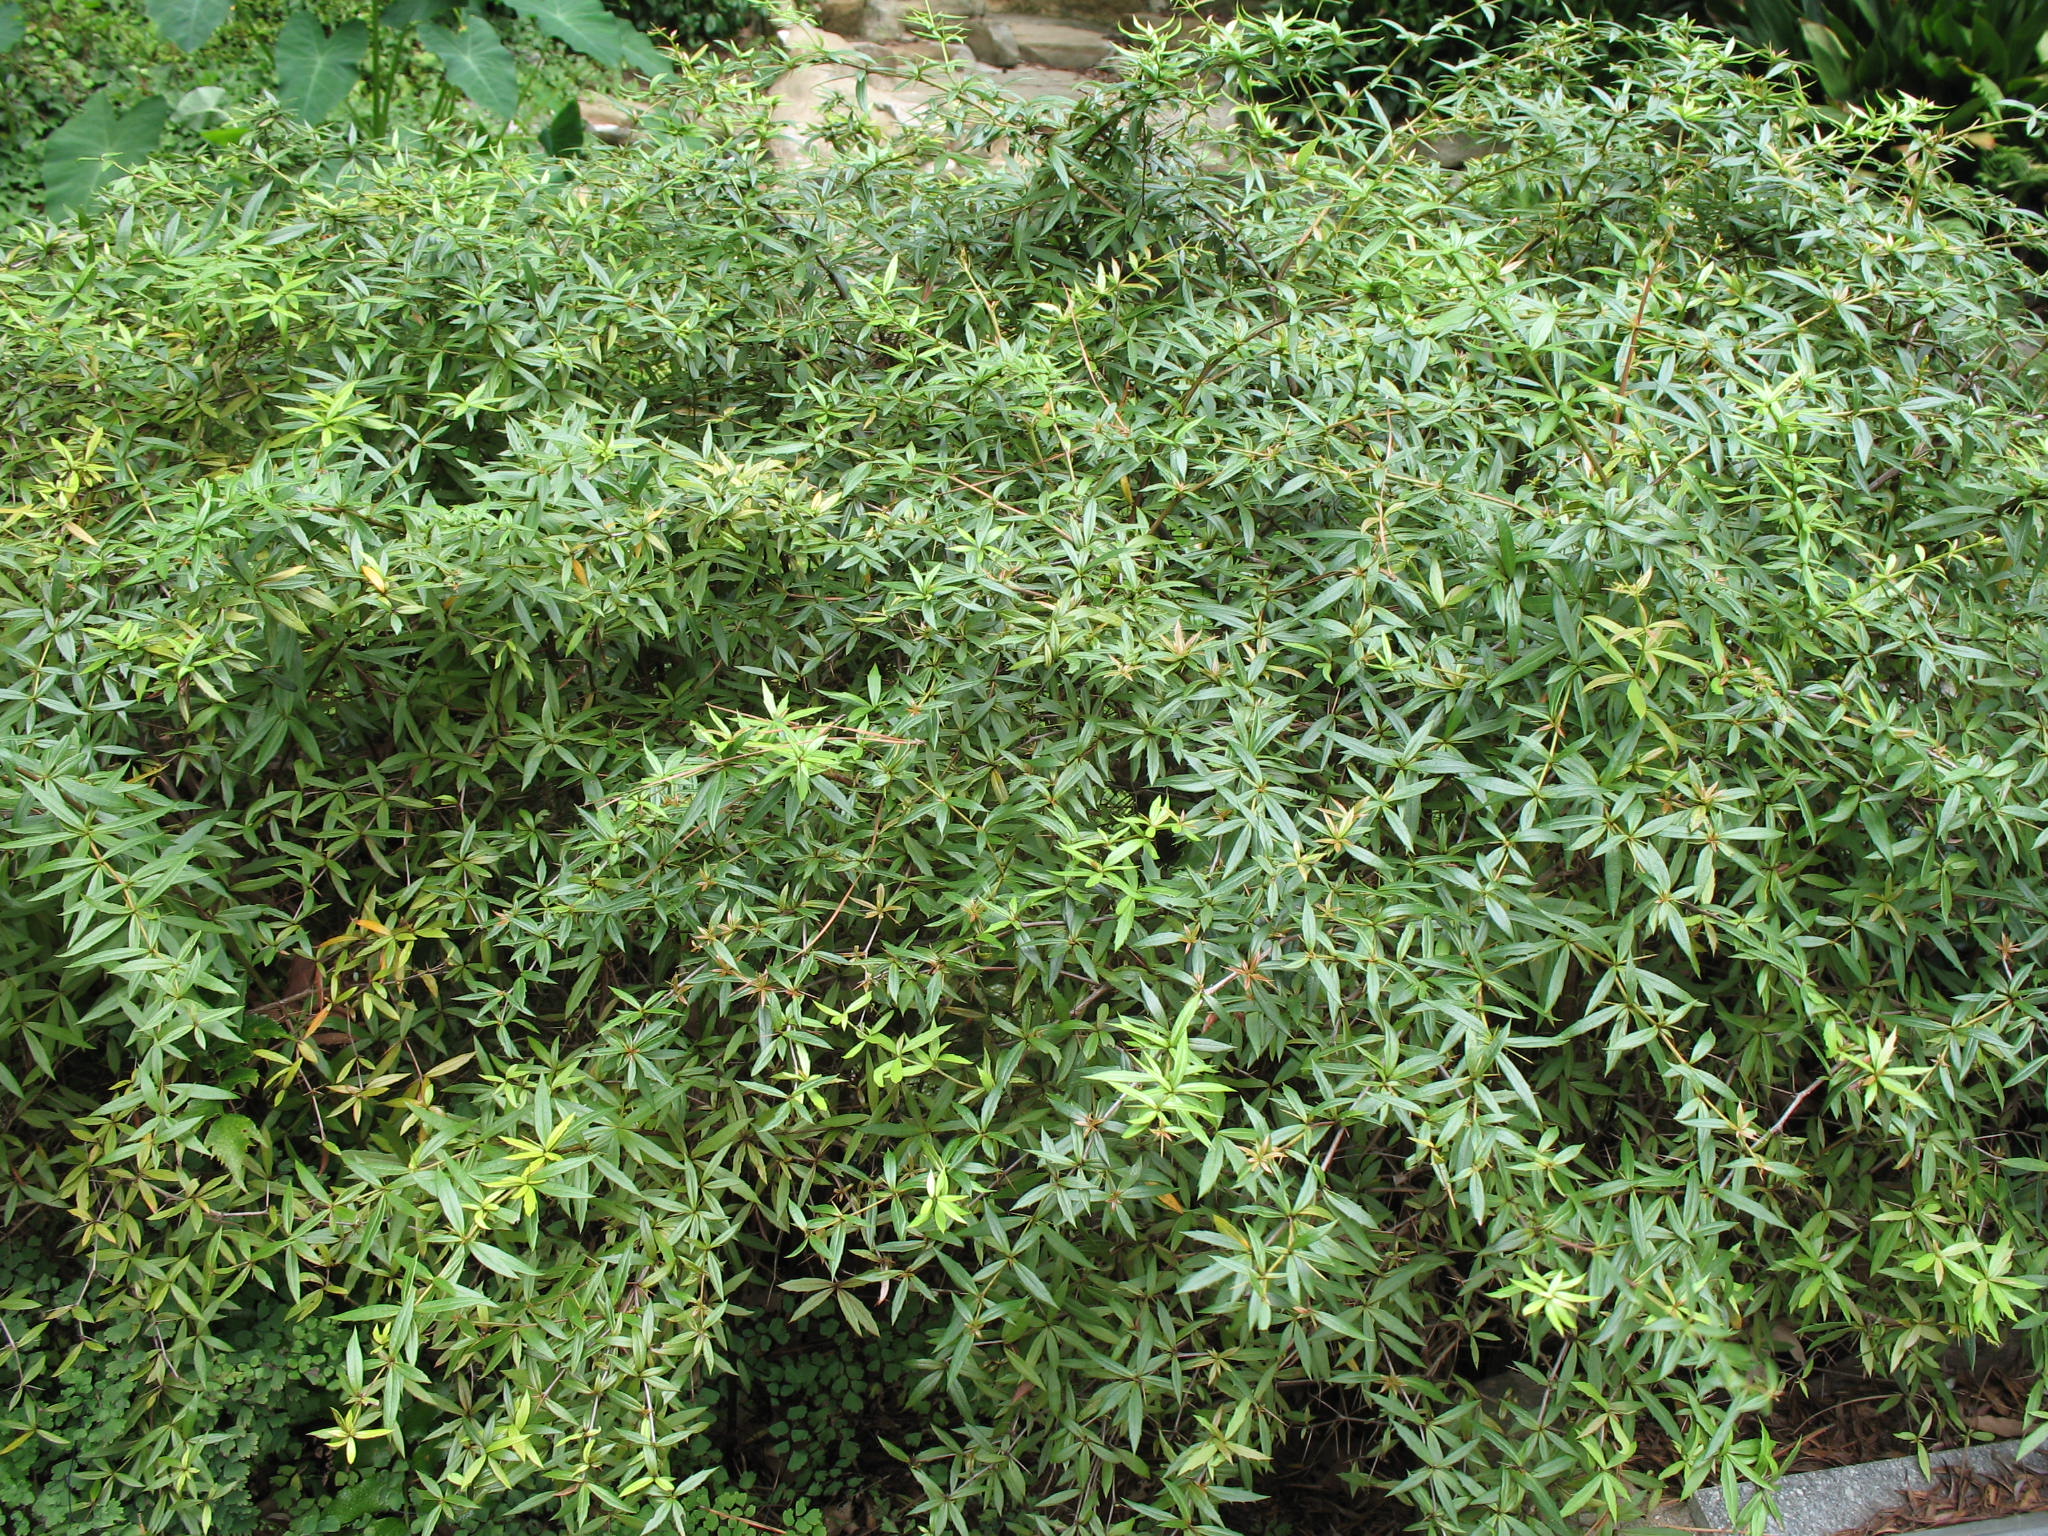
[1766,1366,2031,1476]
[1622,1362,2041,1533]
[1832,1459,2048,1535]
[1632,1365,2032,1479]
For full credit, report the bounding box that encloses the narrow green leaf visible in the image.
[275,11,367,124]
[145,0,231,52]
[468,1241,539,1278]
[419,16,520,123]
[43,91,170,216]
[0,3,24,53]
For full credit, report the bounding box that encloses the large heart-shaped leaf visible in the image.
[0,3,24,53]
[615,25,670,77]
[145,0,231,52]
[499,0,666,74]
[536,96,584,155]
[418,17,520,124]
[275,11,367,123]
[171,85,231,125]
[44,91,170,216]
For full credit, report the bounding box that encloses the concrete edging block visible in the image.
[1917,1516,2048,1536]
[1684,1438,2046,1535]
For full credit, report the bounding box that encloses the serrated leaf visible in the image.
[536,95,584,155]
[322,1470,403,1525]
[204,1113,259,1187]
[43,91,170,216]
[0,3,23,53]
[275,11,367,124]
[418,17,519,123]
[146,0,231,52]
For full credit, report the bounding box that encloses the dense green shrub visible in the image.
[0,1234,884,1535]
[0,0,642,220]
[1247,0,1699,122]
[5,18,2048,1535]
[0,0,227,216]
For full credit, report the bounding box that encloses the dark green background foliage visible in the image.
[1730,0,2048,196]
[610,0,761,48]
[0,1238,897,1535]
[5,17,2048,1535]
[1736,0,2048,110]
[0,0,268,216]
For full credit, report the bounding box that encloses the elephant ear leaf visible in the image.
[537,96,585,155]
[43,90,170,217]
[145,0,232,52]
[419,16,521,123]
[0,3,24,52]
[275,11,368,123]
[499,0,669,74]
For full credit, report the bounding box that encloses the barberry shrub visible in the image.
[4,19,2048,1535]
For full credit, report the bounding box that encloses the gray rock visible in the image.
[985,0,1140,28]
[814,0,866,33]
[578,93,638,144]
[986,64,1092,101]
[1004,15,1113,71]
[859,0,981,40]
[767,45,951,161]
[964,17,1021,66]
[854,37,976,62]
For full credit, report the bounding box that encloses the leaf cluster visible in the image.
[4,18,2048,1536]
[0,0,675,219]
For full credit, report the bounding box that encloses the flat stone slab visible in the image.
[1003,16,1115,70]
[1688,1439,2048,1535]
[985,64,1094,100]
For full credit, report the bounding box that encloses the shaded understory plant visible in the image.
[0,0,675,218]
[3,18,2048,1536]
[1729,0,2048,198]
